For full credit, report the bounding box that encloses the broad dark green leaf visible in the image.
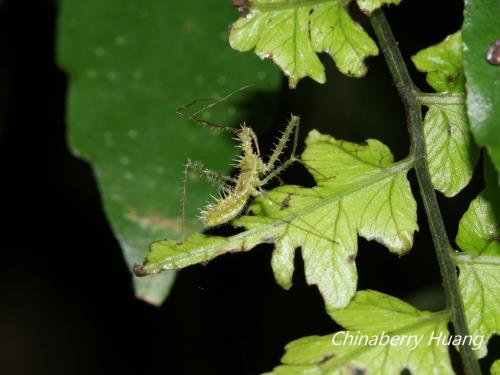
[463,0,500,179]
[57,0,280,304]
[455,160,500,357]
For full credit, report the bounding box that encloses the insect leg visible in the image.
[259,156,298,186]
[181,159,234,242]
[186,159,236,187]
[266,115,300,172]
[260,115,300,186]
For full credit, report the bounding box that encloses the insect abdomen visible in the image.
[201,192,250,227]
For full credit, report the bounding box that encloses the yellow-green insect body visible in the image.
[182,116,300,238]
[201,126,266,226]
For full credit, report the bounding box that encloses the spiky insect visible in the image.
[178,93,300,241]
[199,117,300,227]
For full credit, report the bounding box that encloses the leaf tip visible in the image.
[398,230,415,253]
[133,263,150,277]
[134,290,162,307]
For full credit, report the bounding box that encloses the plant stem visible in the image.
[369,10,482,375]
[416,92,465,106]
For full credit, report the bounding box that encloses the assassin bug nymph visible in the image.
[177,90,300,242]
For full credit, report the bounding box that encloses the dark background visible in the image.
[0,0,497,374]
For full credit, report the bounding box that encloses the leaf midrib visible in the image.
[144,157,414,273]
[455,253,500,266]
[250,0,343,12]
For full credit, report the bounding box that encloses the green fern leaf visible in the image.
[491,360,500,375]
[264,291,453,375]
[456,186,500,358]
[356,0,401,14]
[135,130,418,311]
[412,32,479,197]
[229,0,379,88]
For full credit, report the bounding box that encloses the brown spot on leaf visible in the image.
[229,246,246,254]
[232,0,245,7]
[351,367,366,375]
[488,235,500,242]
[232,0,249,16]
[264,52,274,62]
[261,236,277,244]
[280,194,292,210]
[316,353,335,364]
[126,208,186,232]
[182,20,195,32]
[348,254,356,263]
[446,122,452,137]
[486,40,500,65]
[133,263,148,277]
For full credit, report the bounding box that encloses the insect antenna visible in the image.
[180,159,191,244]
[176,84,255,134]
